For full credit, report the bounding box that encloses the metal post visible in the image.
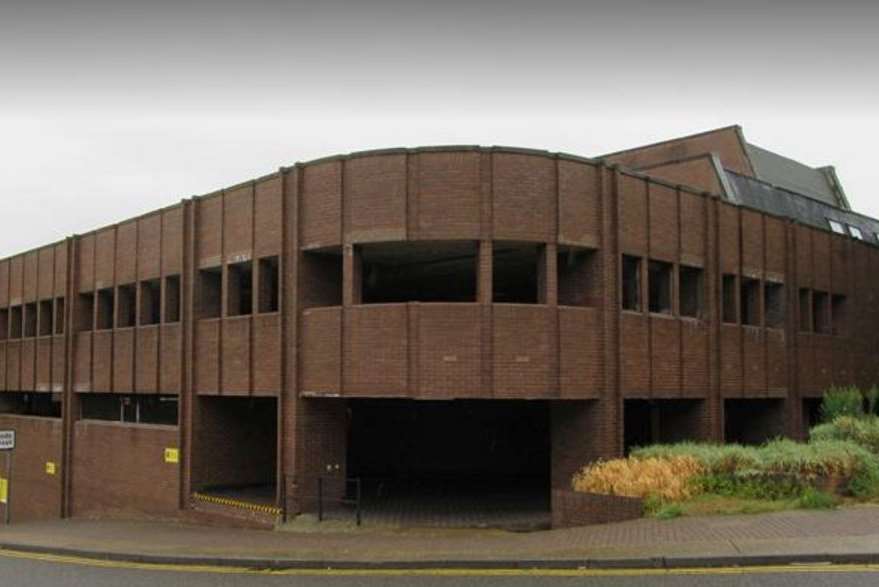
[355,478,362,527]
[4,451,12,525]
[317,477,323,522]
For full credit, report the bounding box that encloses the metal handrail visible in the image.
[317,476,362,526]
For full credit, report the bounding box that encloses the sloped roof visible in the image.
[725,170,878,243]
[745,143,849,209]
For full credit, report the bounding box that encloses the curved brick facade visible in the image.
[0,144,877,523]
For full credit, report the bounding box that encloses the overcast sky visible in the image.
[1,0,877,257]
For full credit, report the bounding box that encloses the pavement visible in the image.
[4,505,879,570]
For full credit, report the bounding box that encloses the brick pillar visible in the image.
[295,398,348,513]
[281,166,300,517]
[60,236,78,517]
[600,165,623,457]
[705,195,724,441]
[551,400,617,489]
[343,244,362,306]
[539,243,558,306]
[477,240,492,304]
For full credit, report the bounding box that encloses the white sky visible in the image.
[1,0,877,257]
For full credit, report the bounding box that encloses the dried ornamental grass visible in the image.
[572,456,704,501]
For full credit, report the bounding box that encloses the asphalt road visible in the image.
[2,553,879,586]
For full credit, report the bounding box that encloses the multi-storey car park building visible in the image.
[1,125,878,526]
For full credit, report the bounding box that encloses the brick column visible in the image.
[343,245,361,306]
[706,195,724,441]
[60,236,77,517]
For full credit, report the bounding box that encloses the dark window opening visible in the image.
[557,247,600,307]
[78,292,95,331]
[258,256,280,313]
[164,275,181,323]
[80,393,179,425]
[96,288,114,330]
[38,299,53,336]
[764,282,785,328]
[492,242,538,304]
[799,288,812,332]
[722,274,737,324]
[832,294,848,336]
[139,279,161,325]
[621,255,641,311]
[0,392,61,418]
[361,242,478,304]
[199,267,222,319]
[227,261,253,316]
[301,251,343,307]
[117,283,136,328]
[9,306,22,339]
[813,290,830,334]
[0,309,7,340]
[740,277,760,326]
[648,260,672,314]
[679,265,703,318]
[55,297,65,335]
[24,302,37,337]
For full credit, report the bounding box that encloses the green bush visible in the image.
[797,487,836,509]
[696,472,803,500]
[632,442,760,474]
[811,416,879,454]
[866,387,879,417]
[820,386,864,422]
[642,494,663,515]
[655,503,683,520]
[635,438,879,499]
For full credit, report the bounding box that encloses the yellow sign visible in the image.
[0,478,7,504]
[164,448,179,464]
[46,462,56,475]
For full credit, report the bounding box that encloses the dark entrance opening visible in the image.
[193,397,278,508]
[624,399,708,454]
[346,399,550,529]
[803,398,823,435]
[724,399,786,445]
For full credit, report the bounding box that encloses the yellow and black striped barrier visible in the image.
[191,492,281,517]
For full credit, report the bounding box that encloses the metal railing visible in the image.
[317,476,362,526]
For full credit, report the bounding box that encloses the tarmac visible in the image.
[3,505,879,570]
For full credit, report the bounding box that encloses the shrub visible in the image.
[632,442,760,474]
[797,487,836,509]
[811,416,879,454]
[654,503,683,520]
[697,472,803,500]
[634,438,879,498]
[866,387,879,417]
[571,456,703,501]
[820,386,864,422]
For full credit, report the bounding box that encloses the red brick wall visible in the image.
[72,420,178,517]
[0,415,62,522]
[639,155,724,194]
[603,126,754,177]
[551,489,643,529]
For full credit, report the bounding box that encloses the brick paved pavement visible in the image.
[3,505,879,563]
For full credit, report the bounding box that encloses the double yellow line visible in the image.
[1,548,878,577]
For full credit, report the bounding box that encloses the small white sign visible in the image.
[0,431,14,451]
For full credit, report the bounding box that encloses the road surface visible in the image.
[1,550,878,586]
